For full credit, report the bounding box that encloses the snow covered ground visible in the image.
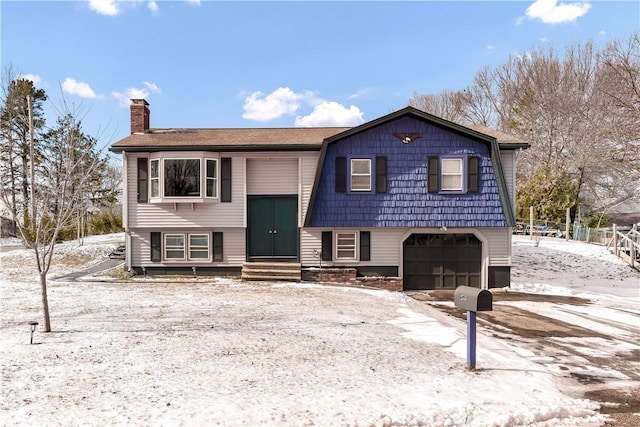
[0,234,638,426]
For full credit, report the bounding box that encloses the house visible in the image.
[109,100,528,291]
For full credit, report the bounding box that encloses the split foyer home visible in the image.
[109,99,528,291]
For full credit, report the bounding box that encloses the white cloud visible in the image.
[514,52,533,62]
[147,1,158,13]
[347,87,375,100]
[539,37,550,42]
[242,87,364,126]
[294,101,364,127]
[242,87,308,122]
[186,0,201,5]
[18,73,41,85]
[88,0,119,16]
[525,0,591,24]
[143,81,161,94]
[112,81,161,107]
[61,77,97,98]
[486,44,496,52]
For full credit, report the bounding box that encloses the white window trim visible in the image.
[335,232,357,261]
[147,153,220,203]
[164,234,186,261]
[163,158,202,198]
[150,159,160,198]
[350,159,371,192]
[205,158,218,199]
[163,233,212,262]
[188,233,211,261]
[441,158,463,191]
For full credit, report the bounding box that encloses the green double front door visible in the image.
[247,196,298,261]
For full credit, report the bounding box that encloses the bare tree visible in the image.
[408,89,469,124]
[409,32,640,220]
[0,97,103,332]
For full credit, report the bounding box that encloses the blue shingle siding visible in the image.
[308,117,508,228]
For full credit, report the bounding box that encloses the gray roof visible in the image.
[109,114,528,154]
[109,127,351,153]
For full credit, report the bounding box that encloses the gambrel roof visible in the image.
[304,107,529,228]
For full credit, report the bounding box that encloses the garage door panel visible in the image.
[469,275,481,287]
[456,261,469,274]
[404,233,482,291]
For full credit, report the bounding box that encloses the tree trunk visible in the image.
[39,272,51,332]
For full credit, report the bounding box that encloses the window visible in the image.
[336,232,357,260]
[441,158,463,191]
[428,155,480,194]
[163,233,212,261]
[164,159,200,197]
[189,234,210,259]
[165,234,185,260]
[150,159,160,198]
[350,159,371,191]
[206,159,218,198]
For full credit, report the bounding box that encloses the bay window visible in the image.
[164,159,201,197]
[150,159,160,198]
[142,154,222,202]
[206,159,218,198]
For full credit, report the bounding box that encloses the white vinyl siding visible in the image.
[479,227,512,266]
[246,158,298,195]
[300,152,320,224]
[300,228,400,267]
[126,153,244,228]
[300,227,510,270]
[500,150,516,210]
[131,228,246,267]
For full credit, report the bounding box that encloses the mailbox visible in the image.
[454,286,493,312]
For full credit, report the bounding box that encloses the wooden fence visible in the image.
[609,224,639,271]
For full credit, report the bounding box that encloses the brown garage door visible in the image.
[403,234,481,290]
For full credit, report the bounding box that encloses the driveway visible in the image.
[410,289,640,427]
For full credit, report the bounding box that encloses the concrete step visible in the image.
[241,262,301,282]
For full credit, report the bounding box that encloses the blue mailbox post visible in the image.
[454,286,493,370]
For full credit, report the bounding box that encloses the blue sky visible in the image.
[2,1,639,155]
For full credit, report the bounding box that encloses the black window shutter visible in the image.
[360,231,371,261]
[467,156,479,193]
[321,231,333,261]
[335,157,347,193]
[221,158,232,203]
[427,156,439,193]
[213,232,223,262]
[376,156,387,193]
[150,232,161,262]
[137,158,148,203]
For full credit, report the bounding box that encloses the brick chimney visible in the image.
[130,99,150,134]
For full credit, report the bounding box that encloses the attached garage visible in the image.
[403,234,481,290]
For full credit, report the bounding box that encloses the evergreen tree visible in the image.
[0,72,47,228]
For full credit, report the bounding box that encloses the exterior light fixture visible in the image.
[28,321,38,344]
